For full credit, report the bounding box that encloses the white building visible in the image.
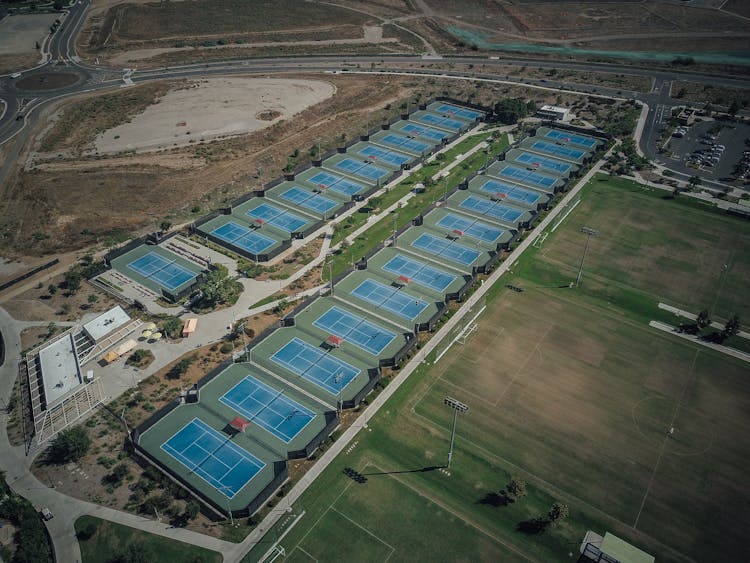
[537,105,571,122]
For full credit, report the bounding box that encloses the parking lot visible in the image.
[665,120,750,186]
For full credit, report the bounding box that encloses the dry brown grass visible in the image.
[672,80,750,108]
[0,52,39,75]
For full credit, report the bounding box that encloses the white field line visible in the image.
[258,509,307,563]
[434,305,486,363]
[549,198,581,233]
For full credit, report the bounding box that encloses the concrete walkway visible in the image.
[224,146,614,563]
[649,321,750,363]
[657,302,749,339]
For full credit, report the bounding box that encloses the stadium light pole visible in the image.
[218,486,234,526]
[327,257,334,296]
[334,371,344,417]
[576,227,599,287]
[443,397,469,468]
[391,210,398,247]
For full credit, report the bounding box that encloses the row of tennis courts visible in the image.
[130,119,605,519]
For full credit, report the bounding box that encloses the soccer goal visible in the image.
[455,322,478,345]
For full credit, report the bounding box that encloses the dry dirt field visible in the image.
[94,77,336,154]
[78,0,374,59]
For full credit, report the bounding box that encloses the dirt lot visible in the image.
[78,0,372,56]
[95,77,336,154]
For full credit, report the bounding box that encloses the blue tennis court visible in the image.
[416,113,464,131]
[459,195,524,224]
[246,203,309,233]
[514,152,572,174]
[308,171,365,197]
[545,129,597,148]
[161,418,265,499]
[333,157,389,181]
[499,166,556,189]
[278,186,338,214]
[270,337,359,396]
[411,232,481,266]
[219,375,315,443]
[436,212,504,244]
[211,221,276,254]
[476,179,542,206]
[313,305,397,356]
[358,145,411,167]
[400,123,447,142]
[382,254,457,293]
[379,133,430,154]
[530,140,585,160]
[350,278,428,321]
[434,104,482,121]
[127,251,196,291]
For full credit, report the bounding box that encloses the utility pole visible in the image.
[334,371,344,417]
[444,397,469,468]
[576,227,599,287]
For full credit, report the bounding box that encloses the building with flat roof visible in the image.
[38,334,82,408]
[537,104,571,122]
[580,531,655,563]
[83,305,130,342]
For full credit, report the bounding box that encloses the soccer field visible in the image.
[252,175,749,563]
[534,175,750,322]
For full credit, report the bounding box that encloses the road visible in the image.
[0,3,749,561]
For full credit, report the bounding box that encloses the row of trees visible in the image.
[479,477,569,534]
[680,309,741,344]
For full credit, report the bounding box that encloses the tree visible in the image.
[696,309,711,330]
[48,426,90,463]
[548,502,569,525]
[728,100,740,116]
[195,265,241,310]
[688,175,701,189]
[160,316,182,339]
[48,284,57,295]
[185,500,200,521]
[493,98,530,124]
[159,221,172,232]
[723,315,740,338]
[53,1,64,10]
[88,294,99,305]
[64,268,82,293]
[506,477,527,500]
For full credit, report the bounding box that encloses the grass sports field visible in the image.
[248,175,749,562]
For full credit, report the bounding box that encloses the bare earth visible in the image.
[94,77,336,154]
